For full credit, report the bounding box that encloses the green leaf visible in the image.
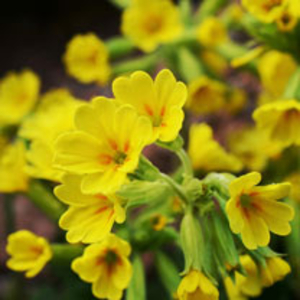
[155,252,180,295]
[126,255,146,300]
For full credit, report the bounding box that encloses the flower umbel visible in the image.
[72,234,132,300]
[226,172,294,249]
[6,230,52,278]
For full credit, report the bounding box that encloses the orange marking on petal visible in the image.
[144,104,154,116]
[99,154,113,165]
[95,194,108,201]
[161,123,167,127]
[124,141,130,153]
[109,139,118,151]
[160,106,166,117]
[95,206,109,214]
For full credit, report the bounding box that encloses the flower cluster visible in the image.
[2,0,300,300]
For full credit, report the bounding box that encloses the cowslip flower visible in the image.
[200,50,229,76]
[197,17,228,48]
[54,97,152,194]
[185,76,227,115]
[19,89,83,182]
[188,123,243,172]
[113,69,187,142]
[6,230,52,278]
[286,172,300,202]
[276,9,298,31]
[55,174,126,244]
[242,0,289,23]
[0,141,29,193]
[253,99,300,147]
[0,70,40,126]
[121,0,182,52]
[224,255,291,299]
[64,33,111,85]
[72,234,132,300]
[261,257,291,287]
[20,89,83,182]
[228,126,282,171]
[226,172,294,250]
[257,50,296,98]
[224,255,263,299]
[177,270,219,300]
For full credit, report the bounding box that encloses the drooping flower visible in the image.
[257,50,297,98]
[224,255,263,300]
[253,99,300,147]
[226,172,293,249]
[228,126,282,171]
[200,50,229,76]
[20,89,83,182]
[188,123,243,172]
[54,97,152,194]
[0,70,40,126]
[261,257,291,287]
[6,230,52,278]
[64,33,111,85]
[55,174,126,244]
[197,17,228,48]
[0,140,29,193]
[185,76,227,115]
[177,270,219,300]
[112,69,187,142]
[242,0,289,23]
[224,255,291,300]
[121,0,182,52]
[72,234,132,300]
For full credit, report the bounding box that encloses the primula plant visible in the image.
[2,0,300,299]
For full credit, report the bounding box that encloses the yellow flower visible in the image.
[150,214,168,231]
[285,172,300,202]
[242,0,289,23]
[0,70,40,125]
[276,9,298,31]
[113,69,186,142]
[225,88,247,115]
[197,17,228,48]
[177,270,219,300]
[54,97,152,194]
[261,257,291,287]
[224,255,263,300]
[0,141,29,193]
[121,0,182,52]
[188,123,243,172]
[72,234,132,300]
[289,0,300,16]
[6,230,52,278]
[257,50,297,98]
[226,172,293,249]
[253,99,300,147]
[55,174,126,243]
[228,126,282,171]
[201,50,229,76]
[20,89,83,182]
[185,76,227,115]
[64,33,111,85]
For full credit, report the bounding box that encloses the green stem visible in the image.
[4,194,15,235]
[197,0,229,21]
[176,148,193,177]
[159,173,189,205]
[27,180,65,222]
[51,244,83,265]
[112,53,158,77]
[106,37,135,60]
